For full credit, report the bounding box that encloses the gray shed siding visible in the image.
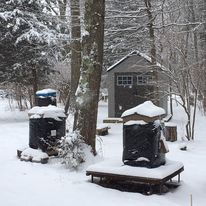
[107,53,168,118]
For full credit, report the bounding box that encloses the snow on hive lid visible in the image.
[124,120,148,126]
[28,105,66,120]
[121,101,165,118]
[36,88,56,97]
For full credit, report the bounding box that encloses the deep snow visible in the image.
[0,98,206,206]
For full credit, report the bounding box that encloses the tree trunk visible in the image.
[32,68,38,106]
[75,0,105,154]
[191,89,197,140]
[169,80,173,116]
[58,0,67,19]
[64,0,81,114]
[144,0,159,105]
[201,1,206,114]
[144,0,156,65]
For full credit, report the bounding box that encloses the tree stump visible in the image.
[96,126,110,136]
[164,123,177,142]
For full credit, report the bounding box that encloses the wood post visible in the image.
[164,123,177,142]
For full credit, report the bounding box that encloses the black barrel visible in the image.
[122,122,165,168]
[29,117,65,153]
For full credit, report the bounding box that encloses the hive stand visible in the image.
[86,159,184,194]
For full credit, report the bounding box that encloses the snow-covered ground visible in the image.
[0,98,206,206]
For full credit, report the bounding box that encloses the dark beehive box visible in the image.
[122,122,165,168]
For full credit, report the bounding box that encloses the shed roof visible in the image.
[107,51,165,72]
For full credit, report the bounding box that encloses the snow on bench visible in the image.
[86,158,184,194]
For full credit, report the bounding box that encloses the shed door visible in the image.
[115,73,154,117]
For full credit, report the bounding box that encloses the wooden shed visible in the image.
[107,51,168,118]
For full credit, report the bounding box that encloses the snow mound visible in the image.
[21,148,49,161]
[121,101,165,118]
[28,105,66,120]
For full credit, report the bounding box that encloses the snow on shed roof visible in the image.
[107,51,165,72]
[121,101,165,118]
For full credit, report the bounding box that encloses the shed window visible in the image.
[117,75,133,86]
[137,74,153,85]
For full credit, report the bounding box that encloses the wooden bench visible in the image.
[103,118,123,123]
[86,159,184,194]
